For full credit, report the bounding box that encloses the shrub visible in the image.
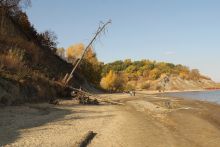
[140,82,150,90]
[100,70,127,92]
[189,69,200,81]
[179,72,188,80]
[0,49,25,71]
[149,68,161,80]
[125,82,136,91]
[156,85,162,92]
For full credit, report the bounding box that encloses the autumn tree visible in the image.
[100,70,116,91]
[66,43,84,62]
[66,43,103,85]
[125,81,136,91]
[100,59,206,91]
[149,68,160,80]
[100,70,127,91]
[113,72,127,91]
[66,43,98,65]
[173,64,189,79]
[189,69,200,81]
[56,47,65,58]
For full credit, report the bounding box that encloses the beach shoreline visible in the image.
[1,92,220,147]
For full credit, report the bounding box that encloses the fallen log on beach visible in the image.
[77,131,97,147]
[68,86,124,105]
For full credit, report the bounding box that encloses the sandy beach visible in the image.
[1,92,220,147]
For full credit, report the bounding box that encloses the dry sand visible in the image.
[1,92,220,147]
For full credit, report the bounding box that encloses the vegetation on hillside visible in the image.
[1,0,104,84]
[66,43,103,85]
[100,59,211,91]
[0,0,74,104]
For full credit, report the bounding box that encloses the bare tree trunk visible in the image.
[64,20,111,86]
[62,58,79,84]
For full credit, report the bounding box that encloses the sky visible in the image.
[26,0,220,82]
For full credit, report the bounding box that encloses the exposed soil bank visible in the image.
[1,92,220,147]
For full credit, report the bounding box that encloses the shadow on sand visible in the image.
[0,104,113,146]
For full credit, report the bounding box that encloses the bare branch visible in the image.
[64,20,111,86]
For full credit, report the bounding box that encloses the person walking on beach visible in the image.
[129,90,136,96]
[129,91,133,96]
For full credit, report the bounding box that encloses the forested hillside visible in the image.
[100,59,216,91]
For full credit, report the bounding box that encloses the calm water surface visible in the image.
[163,90,220,104]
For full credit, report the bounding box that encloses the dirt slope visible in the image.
[149,75,217,91]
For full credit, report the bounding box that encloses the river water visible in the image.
[163,90,220,105]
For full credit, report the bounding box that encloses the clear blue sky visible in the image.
[26,0,220,82]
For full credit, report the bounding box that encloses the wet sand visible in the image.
[1,92,220,147]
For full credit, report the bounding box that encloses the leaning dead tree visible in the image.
[63,20,111,86]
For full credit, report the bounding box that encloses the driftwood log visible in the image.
[69,86,124,105]
[76,131,97,147]
[54,81,124,105]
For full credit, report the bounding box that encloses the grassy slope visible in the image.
[0,37,86,105]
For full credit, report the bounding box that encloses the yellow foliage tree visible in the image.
[100,70,116,91]
[66,43,97,63]
[66,43,102,85]
[56,47,65,58]
[179,71,189,80]
[149,68,160,80]
[66,43,84,61]
[100,70,127,91]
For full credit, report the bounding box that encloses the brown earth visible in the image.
[1,92,220,147]
[148,75,217,91]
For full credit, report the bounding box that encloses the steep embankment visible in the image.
[102,60,218,91]
[149,75,217,91]
[0,14,90,105]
